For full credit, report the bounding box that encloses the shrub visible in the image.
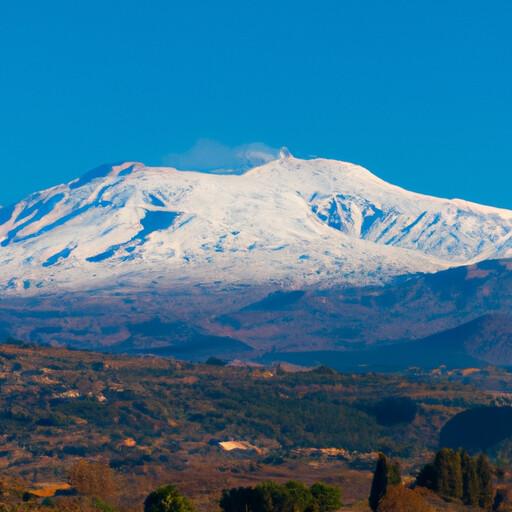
[377,486,433,512]
[68,460,118,504]
[144,485,196,512]
[310,482,342,512]
[373,397,418,426]
[205,357,227,366]
[220,481,342,512]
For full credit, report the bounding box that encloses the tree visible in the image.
[68,460,118,504]
[369,454,388,512]
[256,481,291,512]
[283,481,313,512]
[377,486,433,512]
[433,448,462,499]
[493,488,512,512]
[220,487,257,512]
[416,463,437,491]
[388,461,402,486]
[310,483,342,512]
[451,450,463,500]
[417,449,495,507]
[144,485,196,512]
[205,357,227,366]
[219,481,342,512]
[369,453,401,512]
[476,454,494,511]
[460,449,479,506]
[373,397,418,426]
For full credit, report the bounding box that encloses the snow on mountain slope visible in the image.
[0,153,510,293]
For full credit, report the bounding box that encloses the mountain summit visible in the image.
[0,156,511,293]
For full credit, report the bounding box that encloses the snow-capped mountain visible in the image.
[0,151,511,293]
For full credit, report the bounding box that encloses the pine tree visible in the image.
[451,450,463,500]
[369,454,388,512]
[434,449,452,497]
[433,448,462,499]
[476,454,494,511]
[368,453,401,511]
[460,450,479,506]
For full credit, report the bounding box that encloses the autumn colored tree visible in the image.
[377,486,433,512]
[68,460,118,504]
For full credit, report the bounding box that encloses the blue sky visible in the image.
[1,1,511,207]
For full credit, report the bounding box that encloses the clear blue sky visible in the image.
[1,1,511,207]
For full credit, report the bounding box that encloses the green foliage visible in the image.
[220,487,257,512]
[372,397,418,426]
[93,497,119,512]
[387,462,401,486]
[460,449,479,506]
[144,485,195,512]
[0,342,502,472]
[416,463,437,490]
[416,448,494,508]
[369,453,401,511]
[219,481,341,512]
[440,407,512,453]
[205,357,227,366]
[281,481,313,512]
[22,491,35,502]
[434,448,462,499]
[41,497,55,507]
[310,483,342,512]
[476,454,493,510]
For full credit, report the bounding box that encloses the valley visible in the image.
[1,342,512,510]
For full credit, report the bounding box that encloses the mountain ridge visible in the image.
[0,257,510,362]
[0,155,510,294]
